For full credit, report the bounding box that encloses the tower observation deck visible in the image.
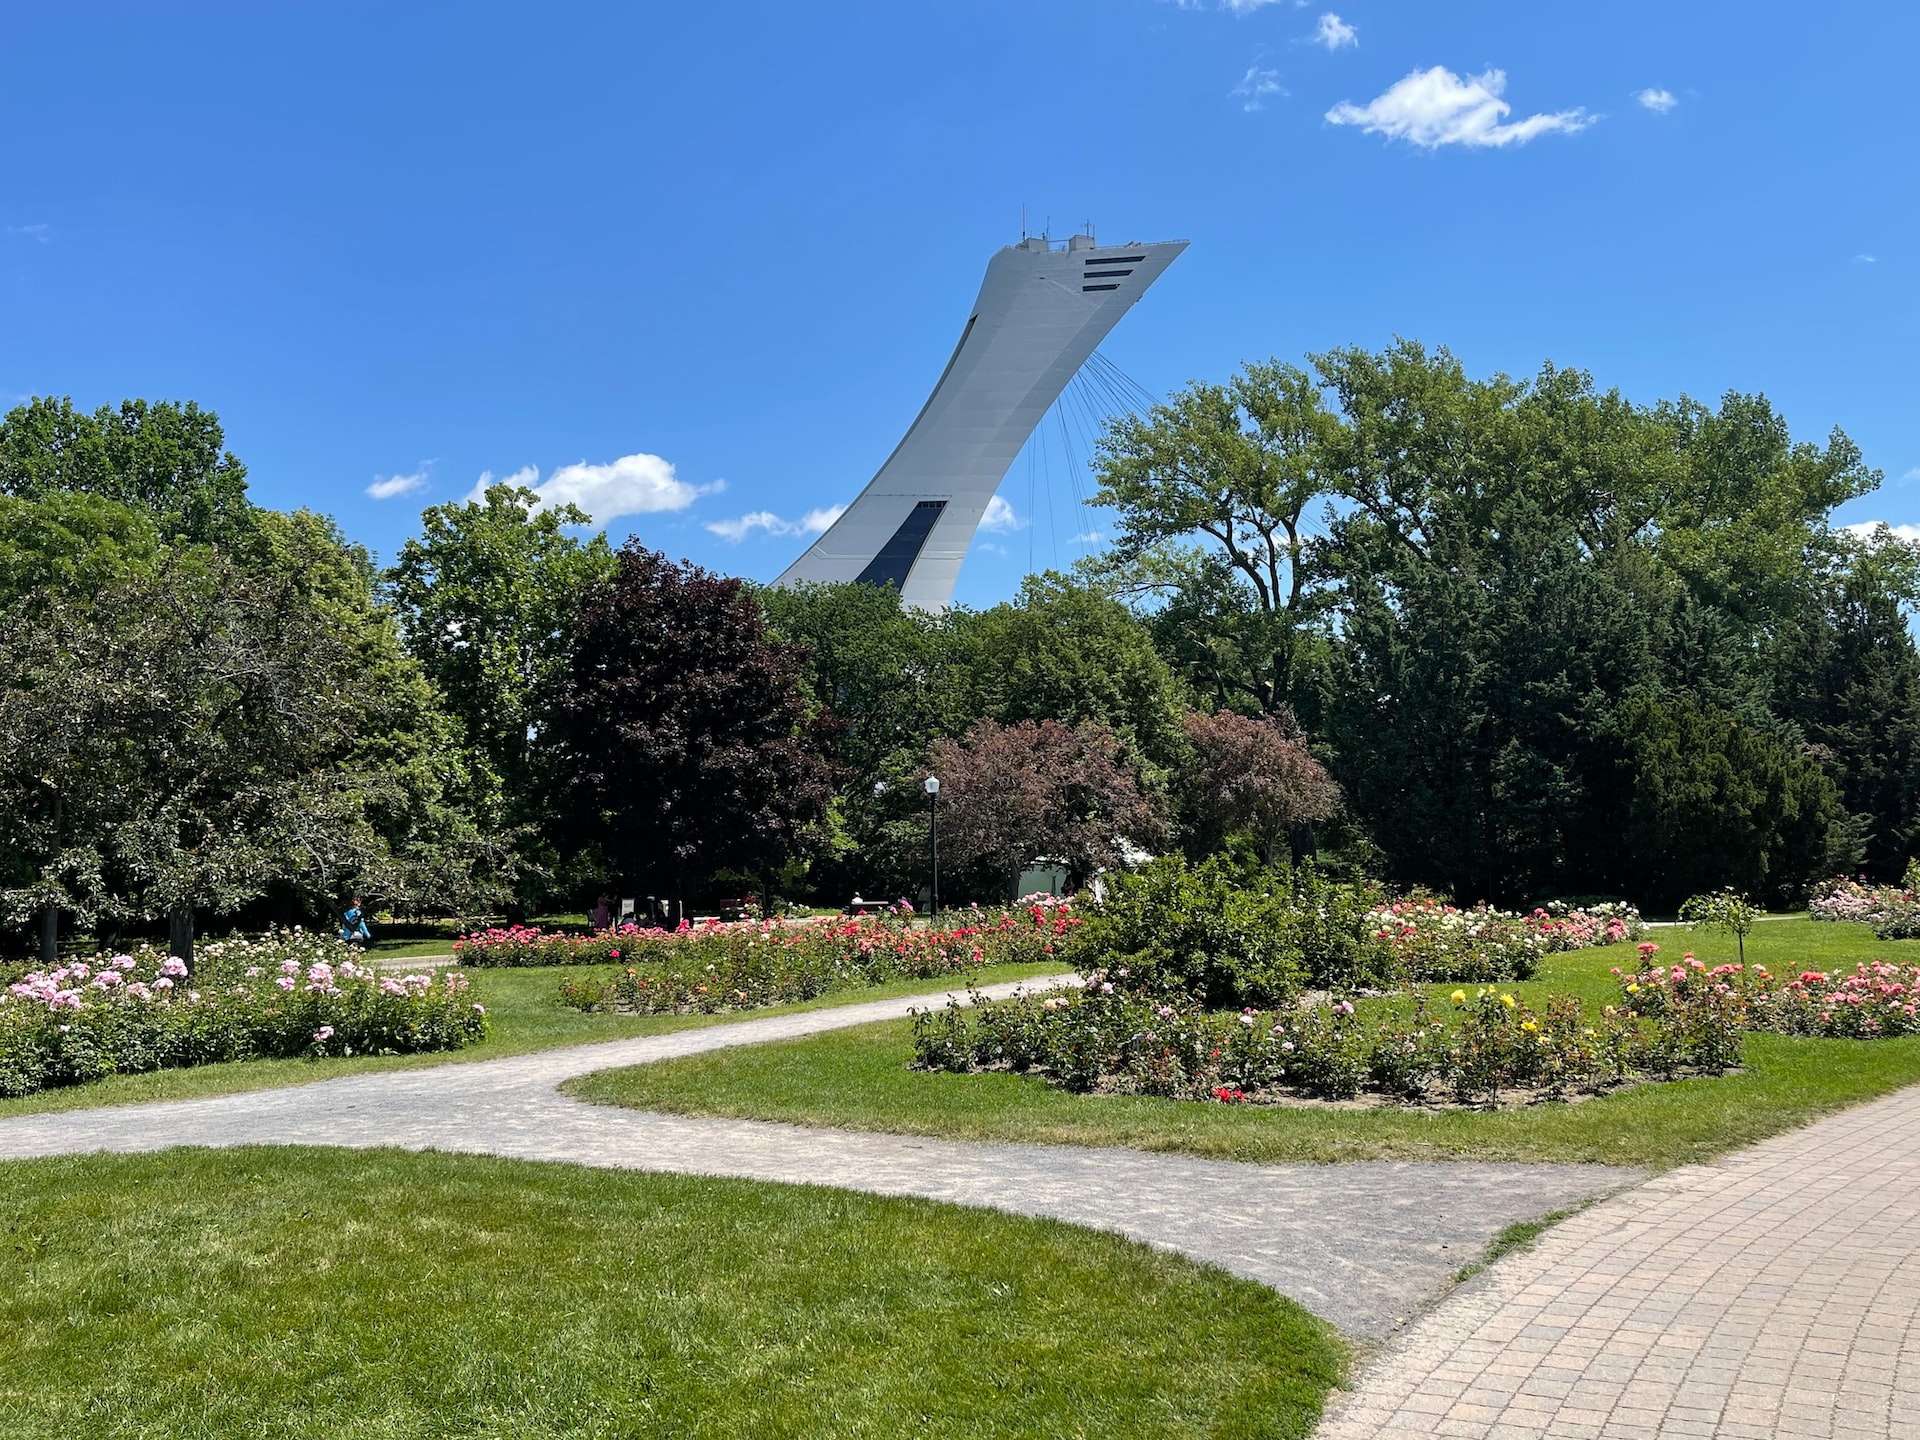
[775,232,1186,611]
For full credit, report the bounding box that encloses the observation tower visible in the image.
[775,232,1186,611]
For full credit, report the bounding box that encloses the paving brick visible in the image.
[1316,1082,1920,1439]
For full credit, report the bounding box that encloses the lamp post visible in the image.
[923,774,941,920]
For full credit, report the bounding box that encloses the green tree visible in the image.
[1773,545,1920,879]
[1596,694,1840,911]
[952,573,1188,771]
[0,542,497,964]
[385,484,616,906]
[1089,361,1340,712]
[0,492,161,606]
[0,396,254,546]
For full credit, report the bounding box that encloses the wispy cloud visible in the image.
[366,464,431,501]
[705,504,846,543]
[1328,67,1595,149]
[1220,0,1290,13]
[466,453,719,525]
[1635,87,1678,114]
[980,495,1025,532]
[1232,65,1286,111]
[1854,254,1879,264]
[1071,530,1108,545]
[1311,13,1356,49]
[5,223,51,244]
[1900,467,1920,485]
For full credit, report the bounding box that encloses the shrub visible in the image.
[0,932,485,1099]
[548,902,1080,1015]
[1064,856,1359,1009]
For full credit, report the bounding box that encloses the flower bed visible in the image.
[1614,944,1920,1040]
[550,902,1079,1015]
[911,965,1737,1109]
[1360,898,1645,984]
[0,931,485,1099]
[1808,878,1920,938]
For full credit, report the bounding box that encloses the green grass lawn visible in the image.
[0,1147,1342,1440]
[570,919,1920,1171]
[0,961,1071,1119]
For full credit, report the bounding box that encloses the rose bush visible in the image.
[549,901,1079,1015]
[1809,869,1920,938]
[0,931,485,1098]
[1614,942,1920,1041]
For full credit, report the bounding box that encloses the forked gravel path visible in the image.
[0,973,1631,1339]
[1314,1081,1920,1439]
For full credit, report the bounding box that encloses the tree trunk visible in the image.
[168,903,195,973]
[37,904,57,966]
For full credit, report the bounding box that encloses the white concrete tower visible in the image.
[775,232,1187,611]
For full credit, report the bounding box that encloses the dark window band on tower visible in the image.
[1089,255,1147,264]
[855,500,948,591]
[1081,283,1120,292]
[1081,269,1134,278]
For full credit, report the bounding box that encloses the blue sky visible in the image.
[4,1,1914,606]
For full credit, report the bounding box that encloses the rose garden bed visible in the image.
[0,931,485,1098]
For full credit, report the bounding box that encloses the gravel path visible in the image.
[0,973,1636,1340]
[1315,1081,1920,1438]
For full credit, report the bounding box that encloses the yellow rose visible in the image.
[1521,1020,1538,1032]
[1450,989,1467,1005]
[1500,993,1517,1009]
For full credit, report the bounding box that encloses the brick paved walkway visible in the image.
[0,974,1630,1339]
[1316,1083,1920,1439]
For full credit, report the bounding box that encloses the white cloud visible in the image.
[1071,530,1108,545]
[366,465,430,501]
[1902,467,1920,485]
[1312,13,1356,49]
[465,452,718,524]
[1232,65,1286,111]
[1327,67,1595,148]
[980,495,1025,532]
[1635,87,1678,114]
[5,223,51,244]
[705,504,846,543]
[1844,521,1920,546]
[1220,0,1289,13]
[1855,254,1879,264]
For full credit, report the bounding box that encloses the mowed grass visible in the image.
[0,1147,1343,1440]
[571,919,1920,1171]
[0,961,1071,1119]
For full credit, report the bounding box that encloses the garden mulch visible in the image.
[0,972,1632,1340]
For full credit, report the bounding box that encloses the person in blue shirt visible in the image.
[340,897,372,947]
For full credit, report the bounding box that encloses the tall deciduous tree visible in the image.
[1090,360,1340,712]
[559,545,835,917]
[386,484,616,906]
[926,719,1168,893]
[0,396,254,546]
[0,535,497,963]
